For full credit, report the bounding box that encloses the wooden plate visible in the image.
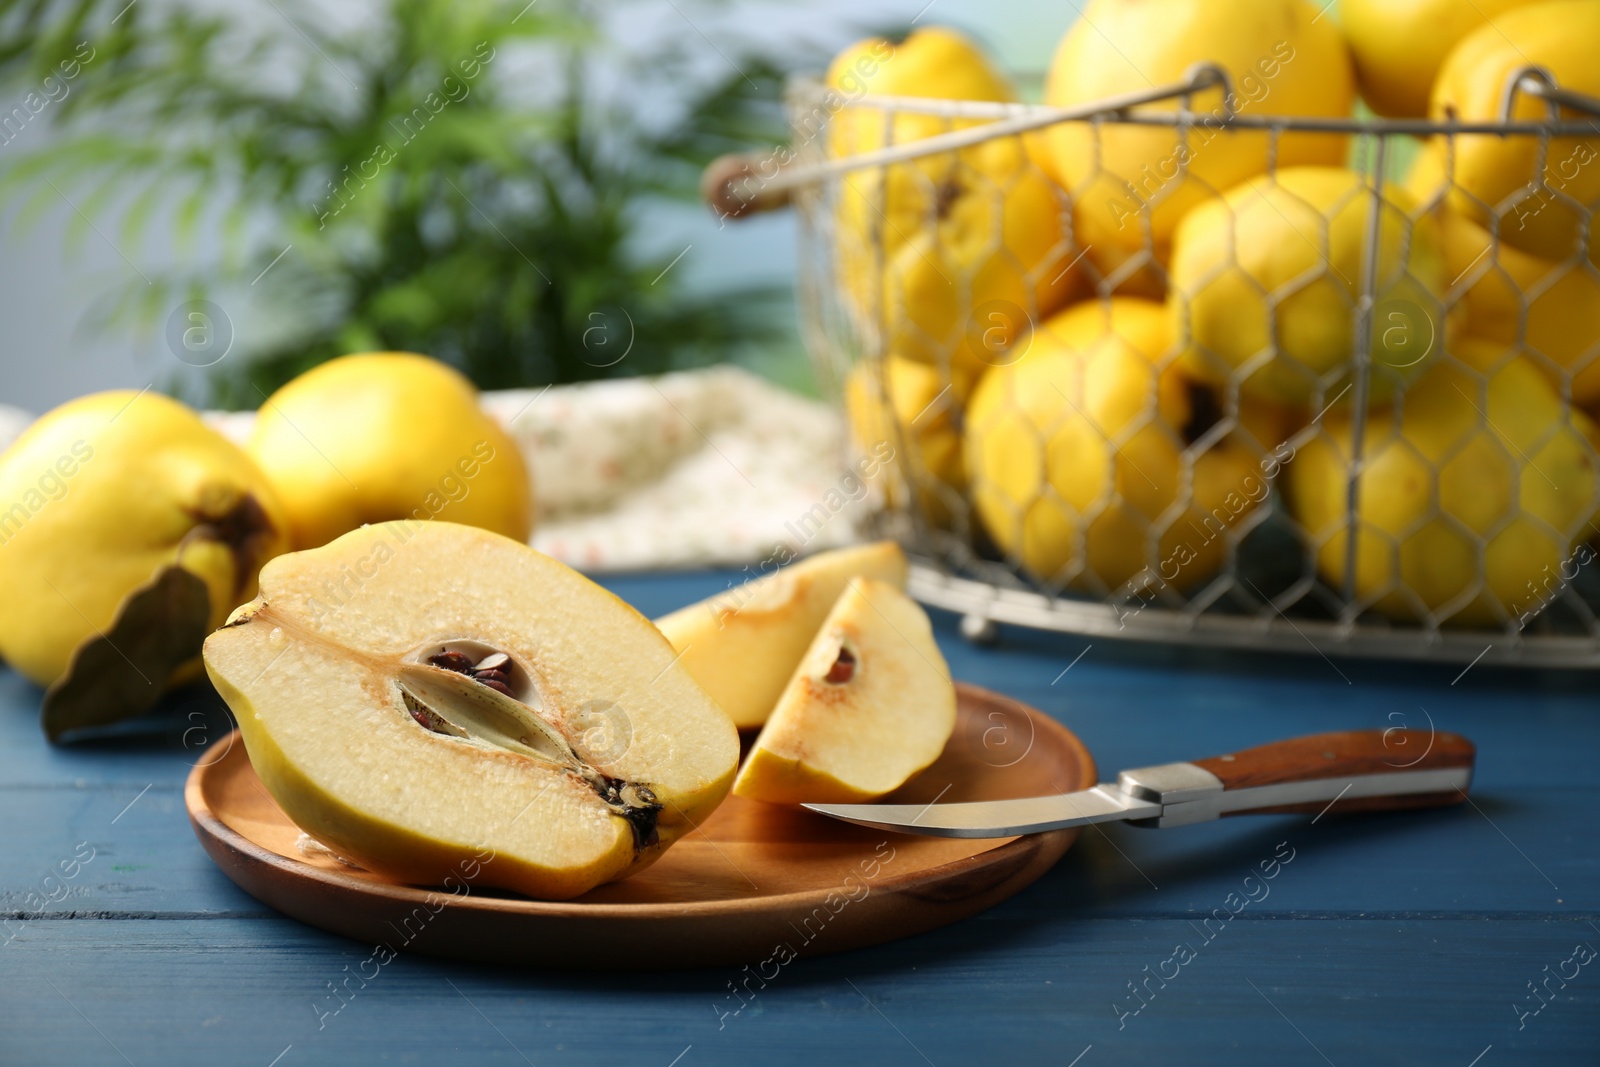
[186,683,1095,969]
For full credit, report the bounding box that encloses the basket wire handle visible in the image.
[706,66,1600,221]
[702,64,1234,221]
[1499,64,1600,123]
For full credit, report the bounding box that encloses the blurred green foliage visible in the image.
[0,0,795,404]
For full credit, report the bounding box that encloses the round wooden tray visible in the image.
[186,683,1095,969]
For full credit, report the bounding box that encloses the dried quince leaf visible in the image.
[41,565,212,743]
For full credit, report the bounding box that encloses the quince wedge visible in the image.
[0,390,289,737]
[733,577,955,805]
[653,541,908,729]
[249,352,533,551]
[1286,340,1600,626]
[203,521,738,901]
[1428,0,1600,262]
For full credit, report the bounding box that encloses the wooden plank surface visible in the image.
[3,919,1597,1066]
[2,568,1598,1065]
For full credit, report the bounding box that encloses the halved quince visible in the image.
[653,542,908,729]
[203,521,738,900]
[733,577,956,805]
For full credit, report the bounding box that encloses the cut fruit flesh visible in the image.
[733,577,957,805]
[653,541,909,729]
[203,521,737,901]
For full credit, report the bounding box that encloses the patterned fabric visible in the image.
[487,366,870,571]
[2,368,869,572]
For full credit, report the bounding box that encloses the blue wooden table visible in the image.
[3,569,1598,1066]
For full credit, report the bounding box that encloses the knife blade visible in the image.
[804,728,1476,838]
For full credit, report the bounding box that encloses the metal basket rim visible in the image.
[769,66,1600,196]
[908,562,1600,669]
[785,71,1600,138]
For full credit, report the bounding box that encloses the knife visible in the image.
[803,729,1475,838]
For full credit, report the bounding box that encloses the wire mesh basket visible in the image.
[704,63,1600,668]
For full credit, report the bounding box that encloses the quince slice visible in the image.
[653,542,908,729]
[733,577,956,805]
[203,521,738,900]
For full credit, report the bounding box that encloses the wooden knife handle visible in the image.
[1193,729,1476,816]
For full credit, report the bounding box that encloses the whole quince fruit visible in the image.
[1171,166,1448,407]
[1034,0,1353,297]
[249,352,533,550]
[1407,143,1600,404]
[966,297,1289,593]
[829,28,1079,379]
[0,390,288,736]
[829,26,1014,278]
[1287,339,1600,626]
[827,26,1012,173]
[844,357,970,526]
[1341,0,1541,118]
[1428,0,1600,261]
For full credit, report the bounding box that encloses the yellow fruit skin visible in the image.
[1341,0,1540,118]
[1407,145,1600,404]
[966,298,1284,592]
[731,746,881,806]
[1038,0,1353,294]
[1429,0,1600,261]
[844,358,969,524]
[830,28,1080,378]
[828,27,1015,255]
[249,353,534,550]
[0,390,288,686]
[1172,166,1447,407]
[1287,341,1600,625]
[828,28,1012,141]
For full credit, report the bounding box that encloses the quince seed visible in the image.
[477,676,515,697]
[427,650,476,674]
[474,652,511,672]
[823,645,857,685]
